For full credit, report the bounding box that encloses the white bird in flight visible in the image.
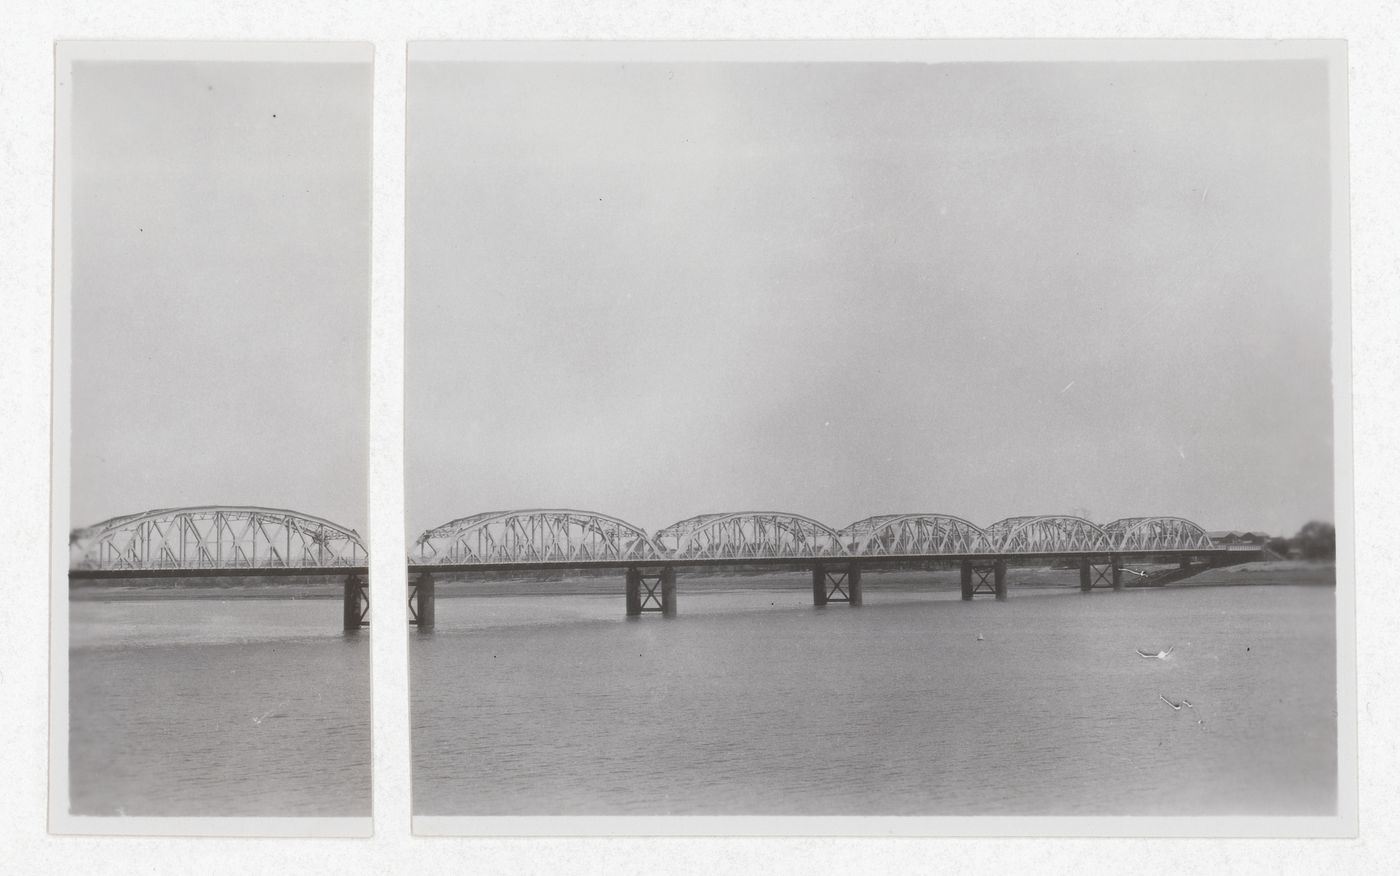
[1159,694,1194,710]
[1137,645,1175,659]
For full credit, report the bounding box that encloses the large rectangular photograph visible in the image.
[52,42,374,834]
[405,42,1348,832]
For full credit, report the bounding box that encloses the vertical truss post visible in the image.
[1079,557,1092,592]
[343,573,367,631]
[660,566,677,618]
[812,563,828,606]
[994,559,1008,601]
[625,566,642,616]
[1110,553,1123,591]
[848,564,863,607]
[960,559,973,600]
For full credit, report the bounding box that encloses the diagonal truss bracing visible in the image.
[838,513,987,556]
[981,515,1115,554]
[655,512,849,560]
[411,509,664,565]
[69,506,367,571]
[1102,517,1215,552]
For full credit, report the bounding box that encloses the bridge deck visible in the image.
[68,566,369,579]
[407,548,1248,575]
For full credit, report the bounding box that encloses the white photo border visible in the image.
[49,39,376,838]
[404,38,1356,839]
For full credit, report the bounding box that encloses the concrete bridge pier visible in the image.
[963,560,1001,599]
[625,566,676,617]
[408,573,436,626]
[1111,554,1124,591]
[660,566,677,617]
[412,572,436,630]
[655,565,677,612]
[1079,558,1093,592]
[625,566,643,616]
[343,573,367,631]
[812,563,860,606]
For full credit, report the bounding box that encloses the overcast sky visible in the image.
[70,60,371,534]
[410,60,1334,539]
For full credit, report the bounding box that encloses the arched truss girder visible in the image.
[1102,517,1214,553]
[982,515,1114,554]
[69,506,367,571]
[838,514,987,556]
[411,509,664,565]
[656,512,849,560]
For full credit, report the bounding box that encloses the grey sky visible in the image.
[71,60,371,534]
[408,60,1335,539]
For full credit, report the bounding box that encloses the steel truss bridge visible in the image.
[68,506,370,630]
[67,506,1256,631]
[406,509,1251,627]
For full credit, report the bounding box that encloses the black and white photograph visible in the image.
[405,42,1350,831]
[51,42,374,833]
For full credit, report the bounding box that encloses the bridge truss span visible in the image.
[1103,517,1215,553]
[982,515,1115,555]
[655,512,849,561]
[69,505,367,572]
[838,513,986,557]
[411,509,664,566]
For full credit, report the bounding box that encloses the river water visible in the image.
[411,579,1335,816]
[69,598,372,817]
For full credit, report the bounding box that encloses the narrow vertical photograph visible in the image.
[51,43,373,834]
[405,43,1348,834]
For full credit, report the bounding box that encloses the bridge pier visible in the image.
[1082,557,1116,591]
[626,566,675,616]
[343,573,367,631]
[812,563,860,606]
[661,567,677,617]
[964,560,1000,599]
[626,567,642,616]
[410,572,435,630]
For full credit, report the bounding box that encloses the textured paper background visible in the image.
[3,1,1398,872]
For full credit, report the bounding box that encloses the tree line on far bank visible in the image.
[1266,520,1336,560]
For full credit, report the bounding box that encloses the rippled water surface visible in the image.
[70,598,371,817]
[411,581,1335,815]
